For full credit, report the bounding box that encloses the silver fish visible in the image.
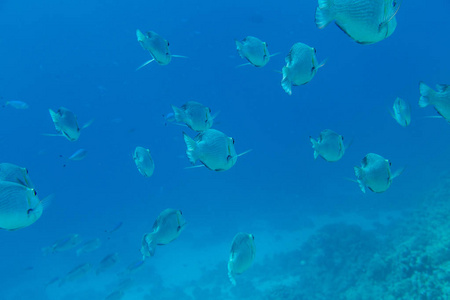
[4,100,29,109]
[48,107,81,141]
[0,163,34,188]
[391,97,411,127]
[228,232,256,286]
[136,29,171,68]
[140,209,186,259]
[97,252,120,275]
[42,234,82,255]
[59,263,91,286]
[235,36,270,67]
[76,238,101,256]
[171,101,214,132]
[310,129,346,162]
[0,181,42,230]
[69,149,88,161]
[183,129,238,171]
[281,43,324,95]
[133,147,155,177]
[354,153,402,193]
[315,0,401,44]
[419,82,450,122]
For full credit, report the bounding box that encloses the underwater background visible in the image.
[1,0,450,299]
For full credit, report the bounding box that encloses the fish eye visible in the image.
[251,234,255,240]
[389,161,392,166]
[167,41,170,46]
[392,0,397,7]
[232,138,235,144]
[179,210,183,215]
[25,168,29,174]
[313,48,317,54]
[33,189,37,196]
[208,107,211,113]
[27,208,33,215]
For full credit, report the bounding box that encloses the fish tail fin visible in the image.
[228,270,237,286]
[136,59,155,71]
[419,82,433,107]
[235,39,244,58]
[353,167,366,193]
[183,132,198,164]
[309,137,319,160]
[315,0,335,29]
[171,105,185,123]
[281,67,292,95]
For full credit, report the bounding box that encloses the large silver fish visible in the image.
[133,147,155,177]
[310,129,347,162]
[183,129,238,171]
[354,153,402,193]
[0,181,42,230]
[228,232,256,286]
[0,163,34,188]
[136,29,187,70]
[315,0,401,44]
[391,97,411,127]
[419,82,450,122]
[235,36,270,67]
[281,43,324,95]
[140,209,186,259]
[171,101,214,132]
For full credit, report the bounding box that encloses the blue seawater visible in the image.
[0,0,449,299]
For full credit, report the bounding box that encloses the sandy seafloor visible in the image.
[4,173,450,299]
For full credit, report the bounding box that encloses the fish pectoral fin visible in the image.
[81,119,94,130]
[172,55,188,59]
[269,52,280,58]
[391,166,405,180]
[184,165,204,170]
[237,149,252,157]
[136,59,155,71]
[235,62,252,68]
[42,133,65,137]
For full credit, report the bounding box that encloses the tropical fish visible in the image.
[59,263,91,286]
[133,147,155,177]
[96,253,120,275]
[69,149,88,161]
[171,101,214,132]
[47,107,92,141]
[136,29,186,70]
[315,0,401,44]
[0,181,43,230]
[184,129,250,171]
[391,97,411,127]
[228,232,256,286]
[419,82,450,122]
[235,36,272,67]
[310,129,347,162]
[354,153,402,193]
[76,238,102,256]
[0,163,34,188]
[3,100,29,109]
[42,234,82,255]
[140,209,186,259]
[105,221,123,234]
[281,43,324,95]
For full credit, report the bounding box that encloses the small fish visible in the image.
[44,276,60,288]
[42,234,82,255]
[105,290,124,300]
[391,97,411,127]
[97,253,120,275]
[0,163,34,188]
[310,129,347,162]
[105,221,123,234]
[235,36,272,67]
[140,209,186,259]
[0,181,43,230]
[125,259,145,273]
[228,232,256,286]
[3,100,29,109]
[171,101,214,132]
[136,29,187,70]
[47,107,88,141]
[133,147,155,177]
[281,43,325,95]
[183,129,248,171]
[59,263,91,286]
[76,238,102,256]
[419,82,450,122]
[315,0,401,44]
[354,153,402,193]
[69,149,88,161]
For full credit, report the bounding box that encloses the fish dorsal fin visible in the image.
[379,0,402,32]
[436,84,450,92]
